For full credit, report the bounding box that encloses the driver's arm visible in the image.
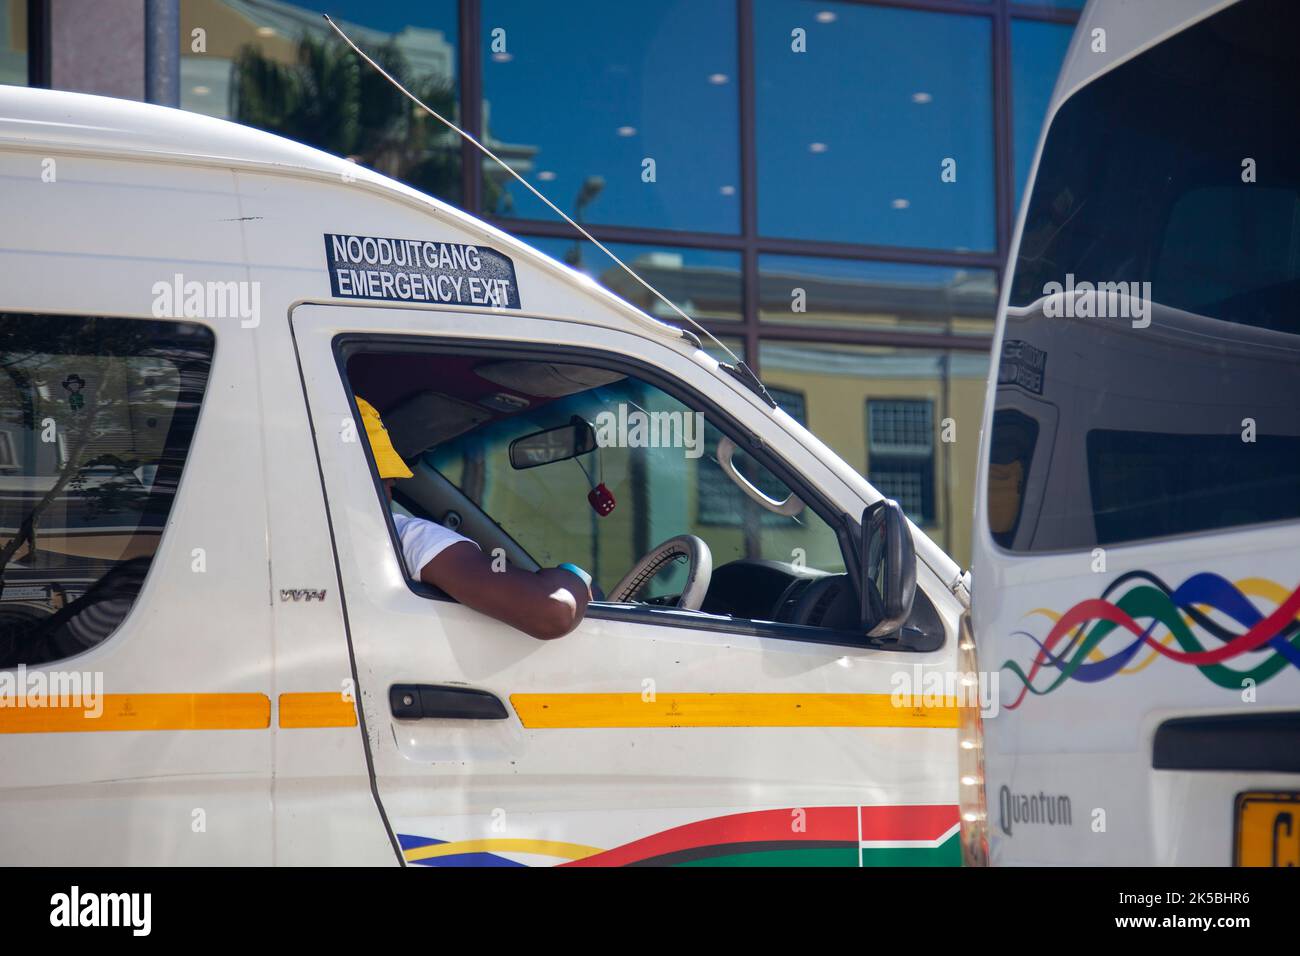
[418,541,591,640]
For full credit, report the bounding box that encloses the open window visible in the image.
[341,340,869,639]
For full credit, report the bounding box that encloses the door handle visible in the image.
[389,683,508,720]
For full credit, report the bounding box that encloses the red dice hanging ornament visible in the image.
[588,482,616,516]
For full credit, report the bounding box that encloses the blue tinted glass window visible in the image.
[1011,18,1074,204]
[482,0,740,232]
[755,0,994,251]
[1011,1,1083,10]
[0,0,27,85]
[758,255,996,336]
[180,1,461,203]
[525,237,743,324]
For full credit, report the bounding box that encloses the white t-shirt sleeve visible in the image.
[392,512,478,579]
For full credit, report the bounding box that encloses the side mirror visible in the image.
[509,416,597,470]
[860,499,917,638]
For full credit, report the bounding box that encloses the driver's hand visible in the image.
[554,563,595,601]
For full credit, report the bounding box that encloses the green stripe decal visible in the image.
[667,834,961,867]
[676,846,860,867]
[860,833,962,867]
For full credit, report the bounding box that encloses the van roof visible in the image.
[0,85,367,176]
[1049,0,1231,119]
[0,86,696,346]
[0,85,498,237]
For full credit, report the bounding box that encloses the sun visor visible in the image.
[475,361,626,397]
[383,391,494,459]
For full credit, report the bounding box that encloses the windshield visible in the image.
[1008,0,1300,330]
[988,0,1300,553]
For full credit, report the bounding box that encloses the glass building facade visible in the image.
[0,2,27,87]
[10,0,1080,566]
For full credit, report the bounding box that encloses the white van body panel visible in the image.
[0,150,281,864]
[972,0,1300,866]
[0,87,964,865]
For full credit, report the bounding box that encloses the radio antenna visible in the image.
[322,15,774,406]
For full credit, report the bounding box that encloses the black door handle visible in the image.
[390,683,508,720]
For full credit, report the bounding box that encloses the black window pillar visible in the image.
[26,0,51,88]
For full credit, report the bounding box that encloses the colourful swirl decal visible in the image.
[399,805,960,867]
[1003,571,1300,709]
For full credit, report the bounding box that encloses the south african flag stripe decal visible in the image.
[400,804,961,867]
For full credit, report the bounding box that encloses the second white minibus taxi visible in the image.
[965,0,1300,867]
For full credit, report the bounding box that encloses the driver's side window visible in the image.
[346,347,855,632]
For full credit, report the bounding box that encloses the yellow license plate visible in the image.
[1234,791,1300,866]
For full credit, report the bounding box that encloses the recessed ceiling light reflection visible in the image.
[492,52,514,63]
[617,126,637,137]
[911,92,933,104]
[891,198,911,209]
[708,73,729,85]
[720,185,736,196]
[808,142,828,153]
[816,11,837,23]
[537,170,557,182]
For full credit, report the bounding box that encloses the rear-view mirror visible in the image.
[509,416,597,470]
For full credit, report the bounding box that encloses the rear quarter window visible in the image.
[0,314,214,666]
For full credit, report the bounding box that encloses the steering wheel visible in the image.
[608,535,713,611]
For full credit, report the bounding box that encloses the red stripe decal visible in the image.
[859,804,959,842]
[563,806,858,867]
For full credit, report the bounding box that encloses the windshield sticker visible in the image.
[997,339,1046,395]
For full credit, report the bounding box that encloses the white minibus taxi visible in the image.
[966,0,1300,866]
[0,85,967,866]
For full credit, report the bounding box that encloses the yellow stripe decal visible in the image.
[510,693,959,729]
[404,839,605,863]
[278,692,359,729]
[0,693,270,734]
[0,692,956,732]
